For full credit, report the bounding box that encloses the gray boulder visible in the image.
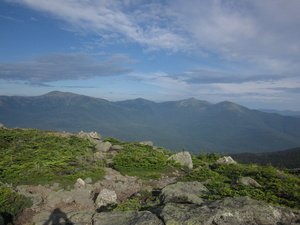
[139,141,154,146]
[0,123,6,129]
[93,211,163,225]
[159,181,209,205]
[95,189,117,207]
[46,188,94,208]
[15,186,43,206]
[34,210,94,225]
[94,152,106,160]
[156,196,300,225]
[235,177,262,188]
[78,131,102,143]
[74,178,86,189]
[168,151,193,169]
[214,156,237,166]
[95,141,112,152]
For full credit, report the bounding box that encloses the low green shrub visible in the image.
[0,129,105,186]
[183,160,300,209]
[112,141,176,178]
[0,186,32,224]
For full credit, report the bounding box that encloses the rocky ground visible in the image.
[13,177,300,225]
[1,129,300,225]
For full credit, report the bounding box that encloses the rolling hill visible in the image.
[1,91,300,154]
[230,147,300,169]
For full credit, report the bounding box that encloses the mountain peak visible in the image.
[177,98,211,107]
[41,91,81,98]
[215,101,248,112]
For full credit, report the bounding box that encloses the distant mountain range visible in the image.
[1,91,300,154]
[230,147,300,169]
[258,109,300,117]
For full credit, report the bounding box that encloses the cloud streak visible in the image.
[172,70,299,84]
[7,0,300,72]
[0,53,133,82]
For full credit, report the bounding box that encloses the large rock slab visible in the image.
[34,210,94,225]
[156,196,300,225]
[159,181,209,205]
[95,141,112,152]
[93,211,163,225]
[168,151,193,169]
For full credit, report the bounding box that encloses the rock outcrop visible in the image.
[95,189,117,208]
[168,151,193,169]
[155,196,300,225]
[235,176,262,188]
[214,156,237,166]
[93,211,163,225]
[159,181,209,204]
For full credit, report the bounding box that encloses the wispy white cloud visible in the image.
[7,0,300,72]
[0,52,133,82]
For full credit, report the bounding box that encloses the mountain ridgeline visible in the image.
[1,91,300,154]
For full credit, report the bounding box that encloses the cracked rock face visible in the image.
[155,196,300,225]
[159,181,209,204]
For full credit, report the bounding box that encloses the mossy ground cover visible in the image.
[0,128,105,186]
[184,153,300,209]
[111,141,180,179]
[0,128,105,222]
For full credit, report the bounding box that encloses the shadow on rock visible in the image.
[43,208,73,225]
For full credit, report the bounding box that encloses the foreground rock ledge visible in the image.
[154,196,300,225]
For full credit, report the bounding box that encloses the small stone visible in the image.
[84,177,93,184]
[75,178,85,188]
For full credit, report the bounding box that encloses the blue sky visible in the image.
[1,0,300,110]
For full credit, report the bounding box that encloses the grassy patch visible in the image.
[112,141,178,178]
[183,153,300,209]
[0,186,32,223]
[0,128,105,186]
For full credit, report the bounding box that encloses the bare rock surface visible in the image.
[155,196,300,225]
[93,211,163,225]
[159,181,209,204]
[235,176,262,187]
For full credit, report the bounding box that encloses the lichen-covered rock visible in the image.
[214,156,237,166]
[156,196,300,225]
[93,211,163,225]
[168,151,193,169]
[95,141,112,152]
[139,141,153,146]
[78,131,102,142]
[235,177,262,188]
[75,178,86,189]
[94,152,106,160]
[95,189,117,207]
[159,181,209,204]
[46,188,94,208]
[34,210,94,225]
[15,186,43,206]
